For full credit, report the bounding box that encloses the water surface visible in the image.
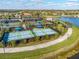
[60,17,79,27]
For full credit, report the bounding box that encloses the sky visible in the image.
[0,0,79,10]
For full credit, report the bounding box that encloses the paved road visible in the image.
[0,28,72,53]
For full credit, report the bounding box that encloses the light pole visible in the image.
[3,37,7,59]
[2,33,6,59]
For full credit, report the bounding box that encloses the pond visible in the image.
[60,17,79,27]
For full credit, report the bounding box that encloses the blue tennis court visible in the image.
[33,29,46,36]
[3,30,34,42]
[3,28,57,42]
[33,28,57,36]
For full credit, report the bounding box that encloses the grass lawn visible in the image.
[0,26,79,59]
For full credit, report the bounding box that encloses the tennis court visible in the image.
[3,28,57,42]
[3,30,34,42]
[33,28,57,36]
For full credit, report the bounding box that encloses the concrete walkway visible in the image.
[0,28,72,53]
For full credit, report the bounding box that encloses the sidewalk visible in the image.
[0,28,72,53]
